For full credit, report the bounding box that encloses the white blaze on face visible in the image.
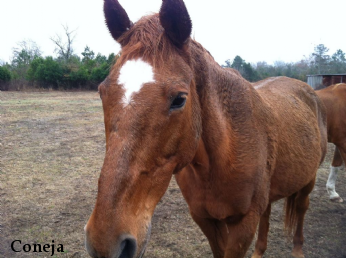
[118,58,155,106]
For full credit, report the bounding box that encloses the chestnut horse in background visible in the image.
[316,83,346,202]
[85,1,327,258]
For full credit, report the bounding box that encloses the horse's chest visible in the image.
[186,190,251,220]
[176,172,252,220]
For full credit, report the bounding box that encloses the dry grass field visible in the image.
[1,91,345,258]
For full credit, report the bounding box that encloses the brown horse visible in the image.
[316,83,346,203]
[85,1,327,258]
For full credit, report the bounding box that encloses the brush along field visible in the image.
[1,91,345,258]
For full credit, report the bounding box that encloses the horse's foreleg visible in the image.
[191,212,228,258]
[223,210,260,258]
[327,146,344,202]
[251,204,271,258]
[292,179,315,258]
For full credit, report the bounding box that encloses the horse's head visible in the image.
[85,1,201,257]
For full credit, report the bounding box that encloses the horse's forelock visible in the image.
[117,14,187,68]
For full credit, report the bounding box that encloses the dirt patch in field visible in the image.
[1,91,345,258]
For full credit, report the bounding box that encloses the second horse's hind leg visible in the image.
[291,179,315,258]
[251,204,271,258]
[326,146,344,202]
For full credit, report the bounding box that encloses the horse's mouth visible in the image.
[137,222,152,258]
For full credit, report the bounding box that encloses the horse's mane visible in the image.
[116,14,215,69]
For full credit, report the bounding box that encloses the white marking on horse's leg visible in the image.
[326,165,343,202]
[118,58,155,107]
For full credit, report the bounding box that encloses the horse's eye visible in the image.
[170,93,187,110]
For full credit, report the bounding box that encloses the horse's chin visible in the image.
[137,222,152,258]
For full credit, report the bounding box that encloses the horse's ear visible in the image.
[104,0,132,43]
[159,0,192,48]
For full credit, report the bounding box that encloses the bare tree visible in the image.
[11,39,42,67]
[50,25,77,62]
[9,40,42,90]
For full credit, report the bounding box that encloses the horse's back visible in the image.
[254,77,327,200]
[316,83,346,103]
[224,67,242,77]
[254,77,326,128]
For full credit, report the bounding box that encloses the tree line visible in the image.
[0,26,119,91]
[1,32,345,91]
[223,44,346,82]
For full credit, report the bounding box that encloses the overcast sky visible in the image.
[1,0,345,66]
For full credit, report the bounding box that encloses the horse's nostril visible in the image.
[119,236,137,258]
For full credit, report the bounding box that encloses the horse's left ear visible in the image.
[159,0,192,48]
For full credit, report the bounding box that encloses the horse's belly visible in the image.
[268,96,323,199]
[270,147,321,201]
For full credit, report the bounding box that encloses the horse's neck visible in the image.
[191,44,259,123]
[191,47,265,172]
[182,48,270,217]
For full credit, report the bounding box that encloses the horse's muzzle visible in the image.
[85,233,137,258]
